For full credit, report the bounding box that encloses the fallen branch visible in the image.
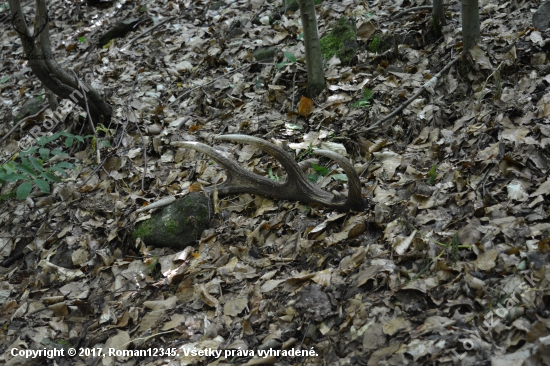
[168,64,251,106]
[120,16,176,51]
[351,54,461,135]
[391,5,433,19]
[0,104,48,144]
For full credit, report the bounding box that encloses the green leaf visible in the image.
[41,171,61,183]
[16,182,33,200]
[268,167,281,181]
[50,167,68,177]
[3,173,30,181]
[1,76,9,84]
[311,163,329,176]
[308,174,319,183]
[101,140,111,148]
[276,62,287,69]
[51,149,66,156]
[78,36,86,43]
[283,51,296,62]
[33,179,50,193]
[332,174,348,182]
[29,156,44,173]
[15,163,38,177]
[40,132,62,145]
[427,164,438,185]
[19,146,38,156]
[39,148,51,160]
[65,136,74,147]
[286,123,302,130]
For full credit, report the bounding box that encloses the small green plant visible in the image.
[426,164,437,185]
[0,191,16,202]
[308,163,329,183]
[87,123,113,151]
[277,51,297,69]
[0,132,84,200]
[320,17,357,63]
[351,88,374,108]
[368,36,381,52]
[268,167,282,181]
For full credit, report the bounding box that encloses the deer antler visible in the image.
[171,135,364,211]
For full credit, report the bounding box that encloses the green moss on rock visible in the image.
[320,17,358,63]
[132,193,212,250]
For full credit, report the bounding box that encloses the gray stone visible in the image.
[253,47,279,62]
[533,2,550,31]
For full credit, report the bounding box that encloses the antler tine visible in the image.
[215,134,311,184]
[312,149,364,211]
[171,141,285,196]
[173,135,364,211]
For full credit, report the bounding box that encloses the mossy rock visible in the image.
[14,96,46,122]
[133,193,212,250]
[320,17,358,63]
[97,17,142,47]
[285,0,299,13]
[253,46,279,62]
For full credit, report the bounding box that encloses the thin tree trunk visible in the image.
[8,0,111,122]
[461,0,480,52]
[433,0,446,34]
[297,0,325,97]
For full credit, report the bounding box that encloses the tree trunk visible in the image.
[8,0,112,123]
[433,0,446,35]
[297,0,325,97]
[461,0,480,52]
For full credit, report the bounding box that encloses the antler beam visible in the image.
[171,135,364,211]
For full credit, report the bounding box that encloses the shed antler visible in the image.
[171,135,364,211]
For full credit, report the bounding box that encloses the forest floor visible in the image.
[1,0,550,365]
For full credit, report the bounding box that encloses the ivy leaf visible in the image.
[16,182,33,200]
[33,179,50,193]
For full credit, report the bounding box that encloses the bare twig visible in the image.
[391,5,433,19]
[352,55,461,135]
[0,104,48,144]
[120,16,176,50]
[168,64,251,106]
[72,70,100,164]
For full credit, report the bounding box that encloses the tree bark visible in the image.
[8,0,112,122]
[433,0,446,34]
[297,0,325,97]
[461,0,480,52]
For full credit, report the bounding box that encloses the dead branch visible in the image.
[352,55,461,135]
[172,135,365,211]
[391,5,433,19]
